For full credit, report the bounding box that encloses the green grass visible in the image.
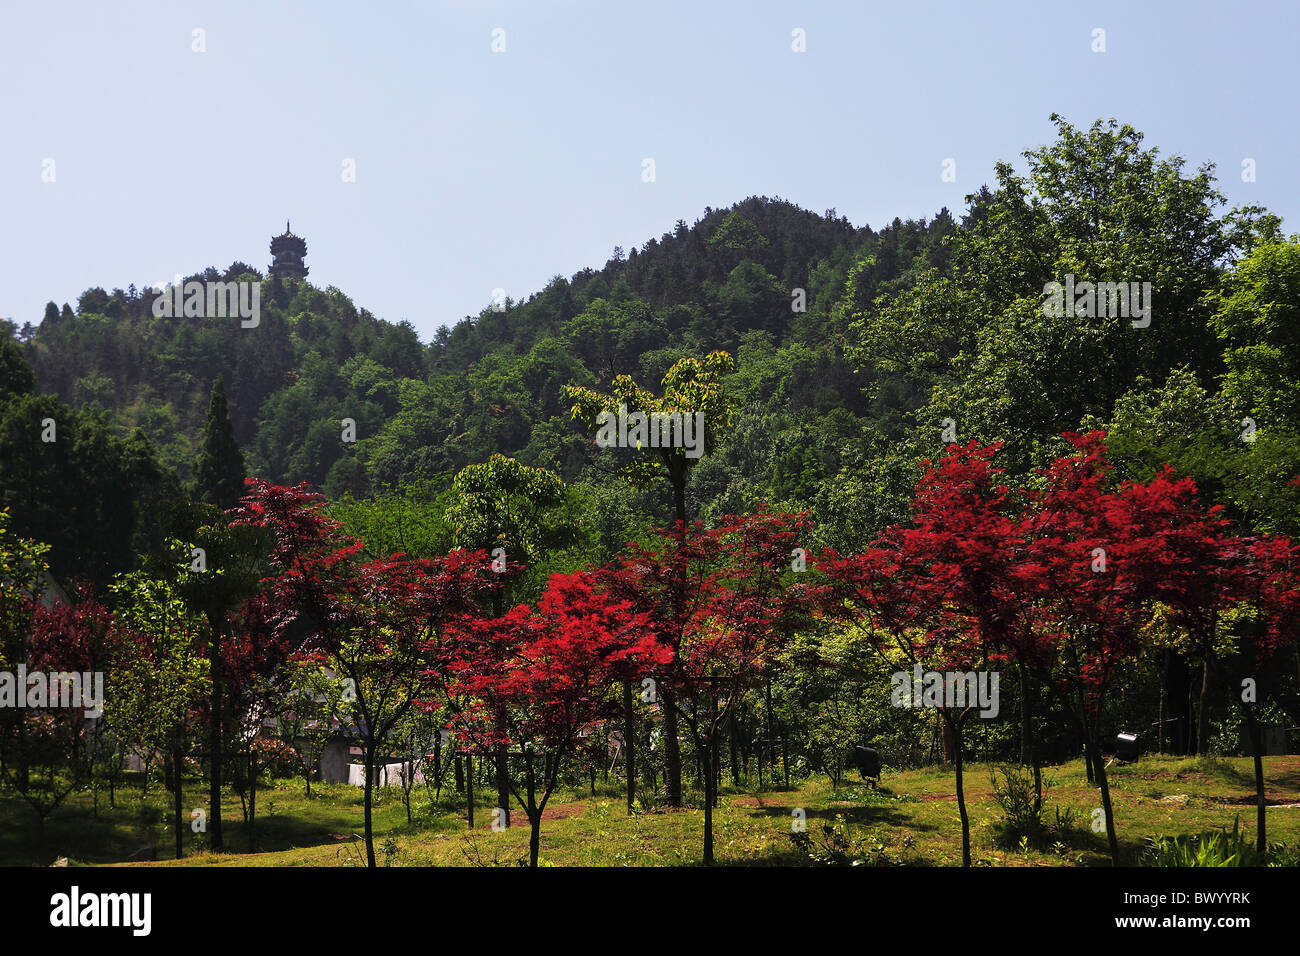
[6,755,1299,867]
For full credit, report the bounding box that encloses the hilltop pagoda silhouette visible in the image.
[269,222,308,279]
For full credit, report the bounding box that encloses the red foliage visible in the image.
[433,572,667,754]
[598,507,823,697]
[27,583,115,674]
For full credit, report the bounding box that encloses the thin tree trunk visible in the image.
[207,612,224,853]
[526,750,541,868]
[495,744,510,828]
[363,748,376,867]
[466,754,474,829]
[665,476,687,807]
[1197,651,1211,757]
[729,716,740,787]
[702,735,714,865]
[1019,665,1030,765]
[248,750,257,852]
[663,692,682,805]
[1158,652,1168,755]
[949,715,971,868]
[623,680,636,813]
[781,731,790,789]
[1021,666,1042,803]
[1078,684,1094,783]
[1242,702,1267,853]
[1086,727,1121,865]
[172,747,184,860]
[433,731,441,800]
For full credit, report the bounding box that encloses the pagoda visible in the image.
[269,222,308,279]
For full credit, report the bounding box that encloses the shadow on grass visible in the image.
[0,795,162,866]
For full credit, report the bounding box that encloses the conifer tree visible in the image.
[193,376,246,509]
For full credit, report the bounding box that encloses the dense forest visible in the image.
[3,116,1299,868]
[10,119,1298,569]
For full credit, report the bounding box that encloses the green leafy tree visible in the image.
[166,500,268,853]
[444,454,578,824]
[854,115,1266,475]
[566,352,735,806]
[1210,237,1300,535]
[274,661,354,798]
[565,351,736,531]
[107,564,210,858]
[0,336,36,400]
[445,454,577,605]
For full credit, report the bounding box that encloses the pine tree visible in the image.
[193,376,246,509]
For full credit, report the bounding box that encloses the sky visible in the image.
[2,0,1297,341]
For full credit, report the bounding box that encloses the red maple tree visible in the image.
[231,479,489,867]
[430,571,665,867]
[599,507,822,864]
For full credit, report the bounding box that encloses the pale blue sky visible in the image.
[2,0,1296,340]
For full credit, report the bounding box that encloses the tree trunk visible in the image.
[363,749,376,867]
[1166,653,1191,754]
[246,751,258,852]
[466,754,474,829]
[714,732,723,806]
[728,716,740,788]
[1085,727,1120,865]
[495,744,510,828]
[172,747,184,860]
[433,731,442,800]
[1077,683,1094,783]
[526,751,541,868]
[664,475,687,808]
[1197,650,1211,757]
[623,680,636,813]
[663,692,682,806]
[1241,702,1267,853]
[949,715,971,868]
[207,612,224,853]
[702,736,715,865]
[1019,665,1030,765]
[781,731,790,789]
[1158,652,1169,755]
[940,714,954,765]
[1020,667,1042,803]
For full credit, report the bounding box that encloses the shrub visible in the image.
[1143,817,1258,867]
[788,813,897,867]
[989,764,1047,848]
[789,814,861,866]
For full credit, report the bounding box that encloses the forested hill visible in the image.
[14,196,953,499]
[6,118,1299,596]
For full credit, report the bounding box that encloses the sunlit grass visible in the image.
[5,755,1297,867]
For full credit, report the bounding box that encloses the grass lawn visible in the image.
[6,754,1298,867]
